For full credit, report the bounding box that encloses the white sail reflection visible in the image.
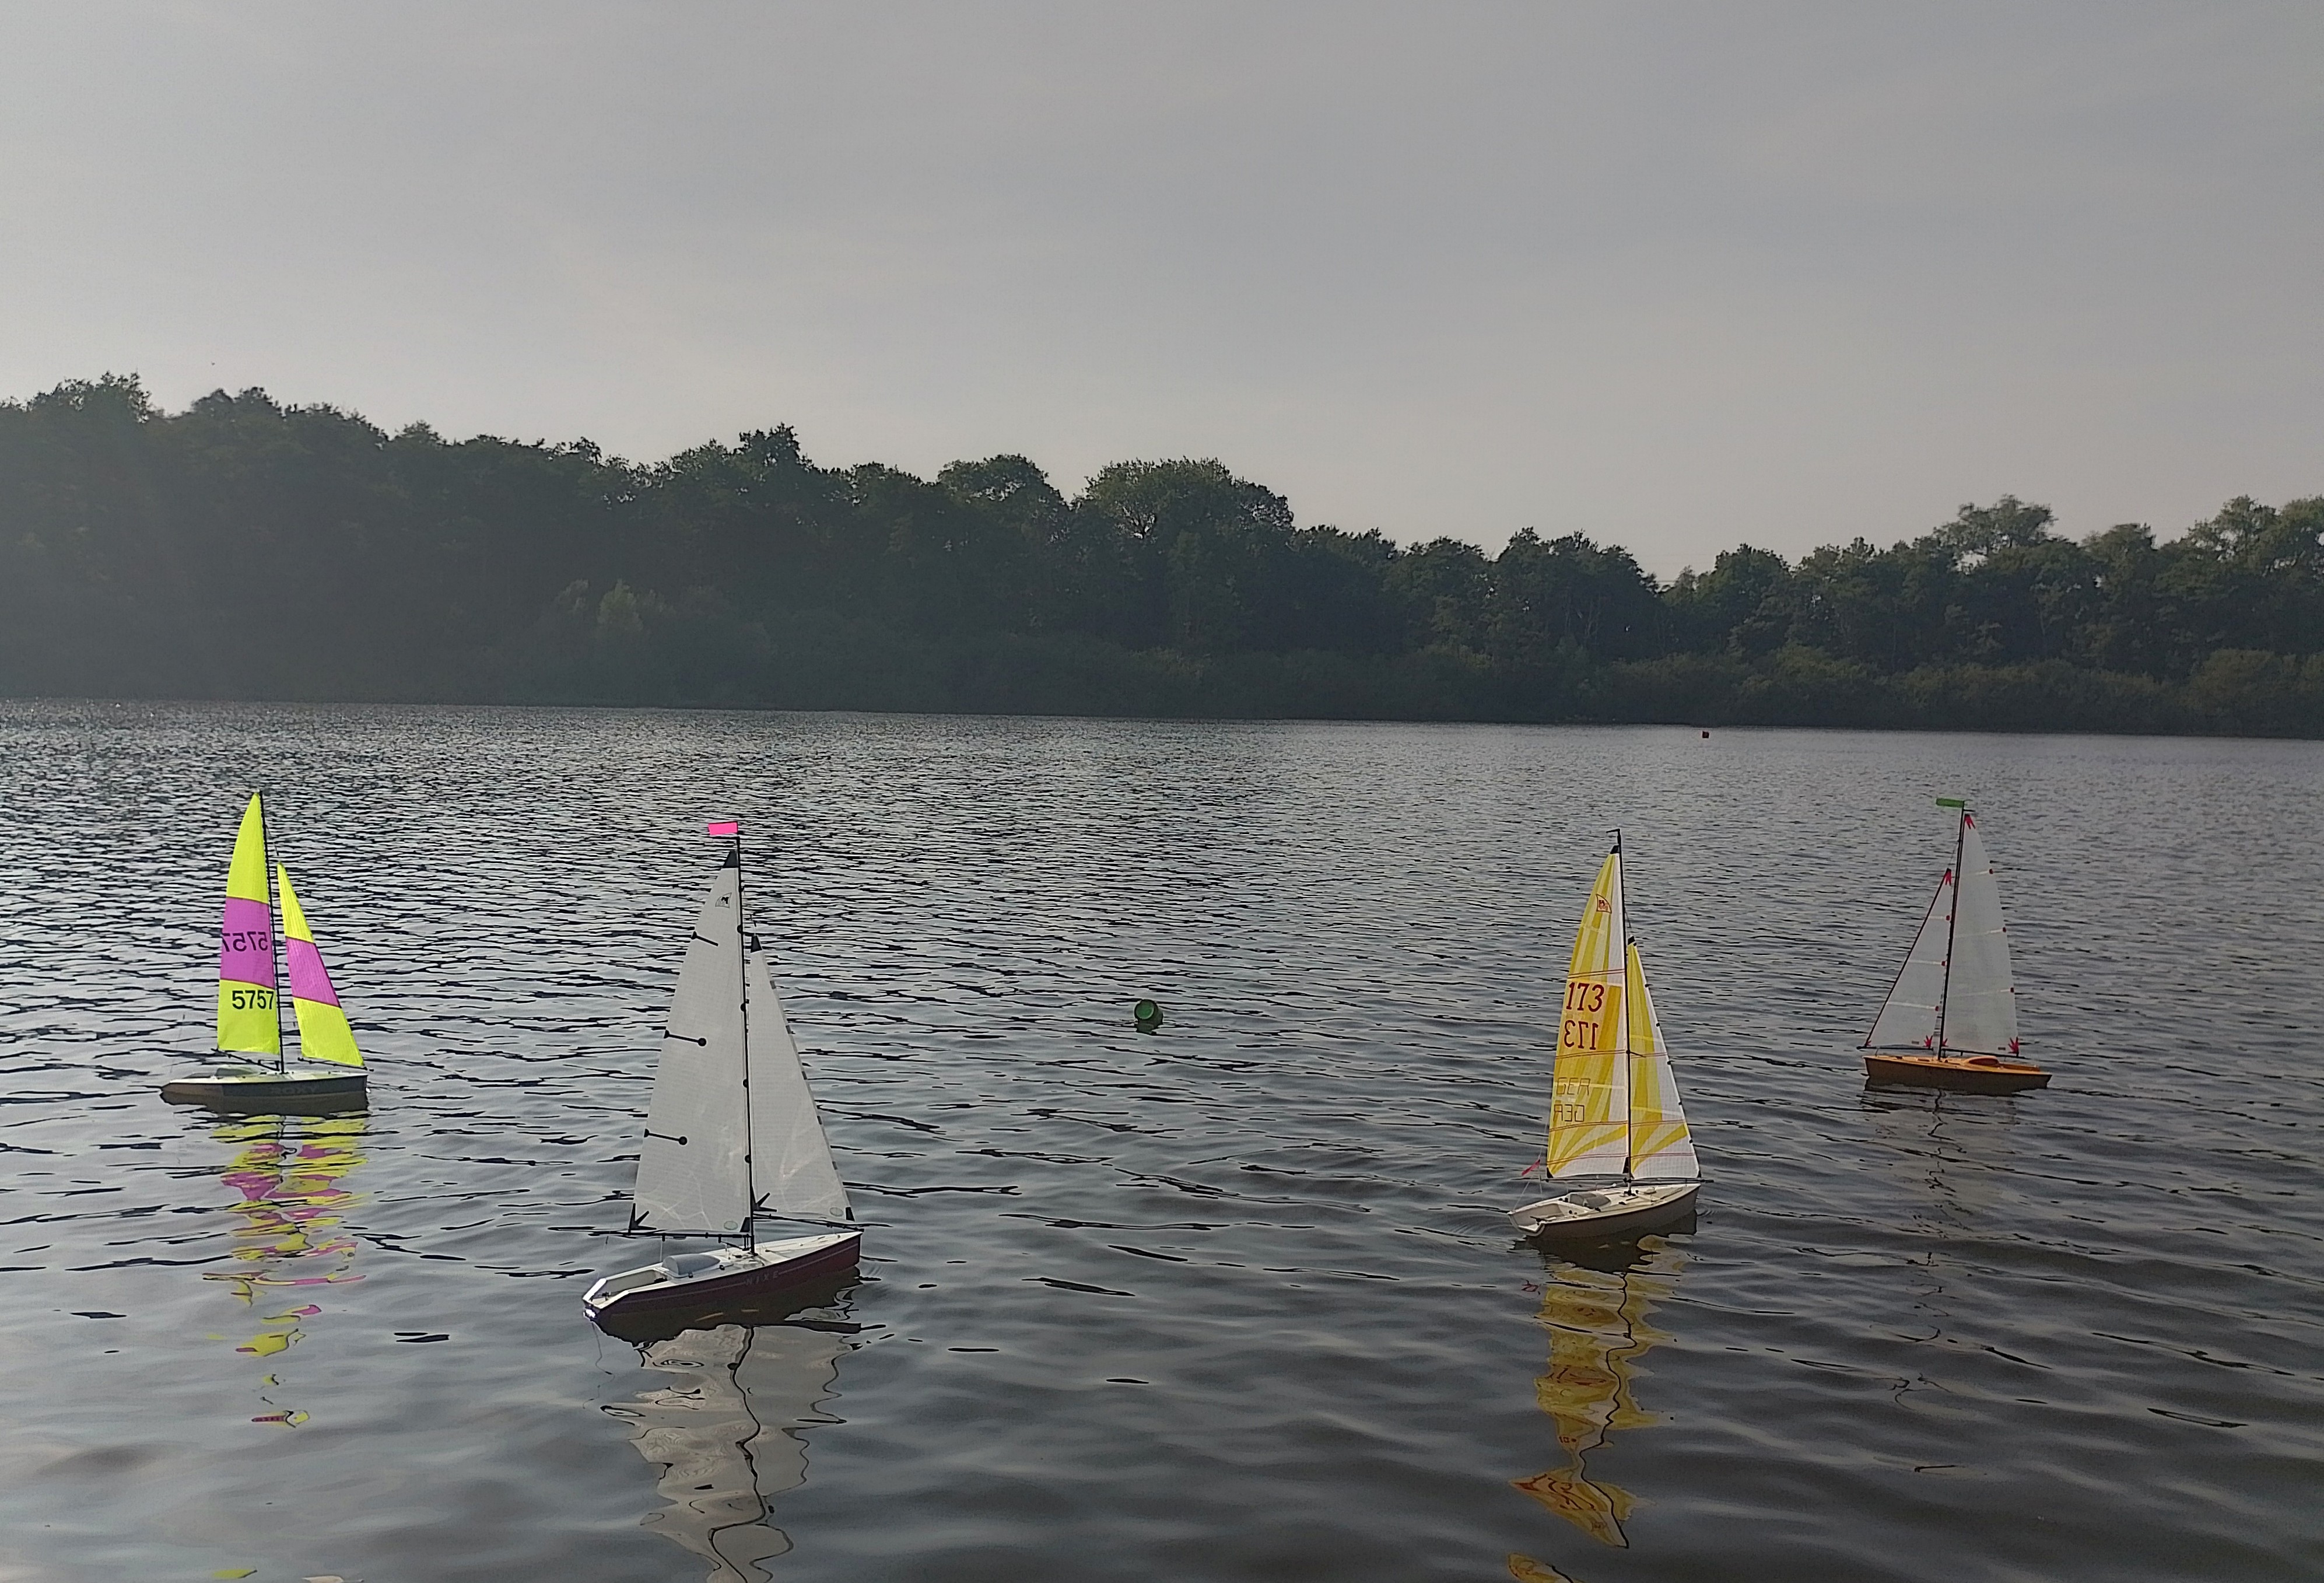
[605,1321,849,1582]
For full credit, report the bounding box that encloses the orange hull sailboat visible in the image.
[1861,799,2049,1094]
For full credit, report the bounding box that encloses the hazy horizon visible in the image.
[4,2,2318,576]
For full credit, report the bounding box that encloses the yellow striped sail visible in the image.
[278,866,363,1067]
[1545,847,1628,1177]
[216,793,282,1056]
[1624,941,1698,1179]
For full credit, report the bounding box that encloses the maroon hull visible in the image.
[587,1233,861,1342]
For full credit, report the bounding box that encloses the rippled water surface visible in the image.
[2,702,2321,1583]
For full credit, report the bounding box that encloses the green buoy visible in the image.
[1133,998,1163,1029]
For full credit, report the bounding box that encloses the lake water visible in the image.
[2,701,2320,1583]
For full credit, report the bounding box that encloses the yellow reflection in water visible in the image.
[605,1322,847,1583]
[198,1116,367,1427]
[1509,1239,1687,1561]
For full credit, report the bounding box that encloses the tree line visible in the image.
[3,375,2319,736]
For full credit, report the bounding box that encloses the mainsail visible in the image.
[1940,815,2018,1055]
[745,950,850,1224]
[1545,845,1629,1178]
[635,854,753,1235]
[277,867,363,1068]
[218,793,282,1057]
[1623,941,1697,1180]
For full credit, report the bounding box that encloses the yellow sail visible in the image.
[216,794,282,1056]
[278,867,363,1067]
[1624,941,1698,1179]
[1544,846,1628,1178]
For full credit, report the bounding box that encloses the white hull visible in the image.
[1509,1180,1699,1239]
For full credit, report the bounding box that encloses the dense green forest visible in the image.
[3,375,2319,735]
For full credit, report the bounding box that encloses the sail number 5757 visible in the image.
[226,988,276,1011]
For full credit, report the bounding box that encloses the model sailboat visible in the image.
[162,793,367,1114]
[1510,835,1702,1240]
[1862,799,2049,1092]
[584,824,858,1339]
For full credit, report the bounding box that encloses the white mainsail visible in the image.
[1940,816,2018,1055]
[745,949,850,1224]
[1865,870,1954,1052]
[634,859,752,1235]
[1624,941,1698,1181]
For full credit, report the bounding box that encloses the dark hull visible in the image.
[589,1235,862,1343]
[1864,1053,2050,1094]
[161,1070,368,1115]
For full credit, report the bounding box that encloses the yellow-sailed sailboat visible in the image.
[161,793,367,1115]
[1510,833,1702,1240]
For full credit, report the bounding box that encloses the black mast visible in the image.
[731,828,756,1248]
[1934,803,1968,1059]
[258,791,290,1074]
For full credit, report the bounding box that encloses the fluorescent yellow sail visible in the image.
[1624,941,1698,1179]
[277,866,362,1068]
[1544,847,1628,1178]
[216,794,281,1056]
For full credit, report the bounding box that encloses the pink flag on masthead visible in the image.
[705,820,740,837]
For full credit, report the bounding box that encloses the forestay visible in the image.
[745,950,850,1223]
[1545,846,1629,1178]
[1940,816,2018,1055]
[1624,941,1698,1180]
[635,857,752,1235]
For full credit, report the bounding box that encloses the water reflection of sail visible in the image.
[1860,1087,2020,1228]
[198,1115,366,1426]
[1510,1242,1685,1554]
[605,1321,848,1582]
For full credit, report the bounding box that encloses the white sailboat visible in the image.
[1509,834,1702,1240]
[585,824,858,1339]
[1862,798,2049,1093]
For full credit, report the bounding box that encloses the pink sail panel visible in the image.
[220,896,276,987]
[285,936,341,1009]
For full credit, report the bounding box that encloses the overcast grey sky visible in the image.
[2,2,2318,573]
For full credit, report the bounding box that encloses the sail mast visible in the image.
[1615,829,1634,1179]
[259,791,289,1072]
[735,825,757,1247]
[1935,799,1967,1057]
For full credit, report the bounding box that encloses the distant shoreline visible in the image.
[5,376,2318,741]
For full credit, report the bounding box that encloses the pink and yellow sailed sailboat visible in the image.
[162,794,367,1115]
[1509,833,1702,1241]
[584,822,858,1342]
